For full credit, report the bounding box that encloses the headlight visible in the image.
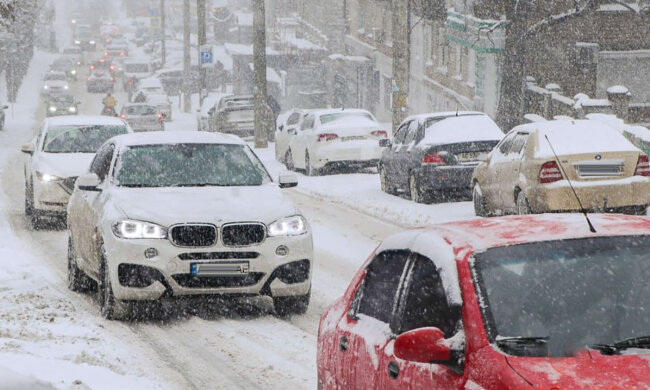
[49,106,56,112]
[74,40,81,45]
[112,220,168,239]
[43,85,48,90]
[71,69,77,75]
[68,107,76,112]
[36,171,62,182]
[64,85,69,90]
[267,215,308,237]
[89,40,96,44]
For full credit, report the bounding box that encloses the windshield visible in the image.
[125,105,157,116]
[115,144,271,187]
[474,236,650,357]
[45,73,66,81]
[125,63,149,73]
[43,125,129,153]
[50,95,74,104]
[319,112,374,124]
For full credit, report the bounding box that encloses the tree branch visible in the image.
[522,0,596,39]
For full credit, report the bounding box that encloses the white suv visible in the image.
[66,131,313,320]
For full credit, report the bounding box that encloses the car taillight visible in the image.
[421,153,445,166]
[635,155,650,176]
[110,65,115,70]
[120,114,125,119]
[539,161,563,183]
[120,52,125,56]
[87,77,91,81]
[104,52,108,56]
[110,77,114,81]
[90,65,95,70]
[317,133,338,142]
[371,130,388,138]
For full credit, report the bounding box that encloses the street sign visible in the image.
[200,45,213,65]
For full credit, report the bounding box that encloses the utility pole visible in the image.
[253,0,268,148]
[160,0,166,66]
[197,0,207,106]
[183,0,191,113]
[391,0,410,131]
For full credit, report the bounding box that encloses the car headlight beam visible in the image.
[35,171,62,182]
[49,106,56,112]
[112,220,168,239]
[68,107,76,112]
[267,215,308,237]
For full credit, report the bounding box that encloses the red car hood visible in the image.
[507,350,650,389]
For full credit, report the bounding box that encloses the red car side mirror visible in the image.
[394,327,451,364]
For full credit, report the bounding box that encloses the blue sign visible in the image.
[200,46,213,65]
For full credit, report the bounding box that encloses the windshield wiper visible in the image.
[496,336,549,356]
[590,336,650,355]
[174,183,229,187]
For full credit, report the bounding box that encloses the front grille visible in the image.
[172,273,264,288]
[60,176,78,194]
[170,224,217,247]
[221,223,266,247]
[178,252,260,260]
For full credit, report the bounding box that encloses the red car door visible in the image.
[378,253,467,389]
[337,250,411,389]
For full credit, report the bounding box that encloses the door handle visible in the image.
[339,336,348,352]
[388,361,399,379]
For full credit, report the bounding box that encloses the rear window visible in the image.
[43,125,128,153]
[125,105,157,116]
[319,112,374,124]
[45,73,66,81]
[125,63,150,73]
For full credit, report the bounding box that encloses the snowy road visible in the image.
[0,63,406,388]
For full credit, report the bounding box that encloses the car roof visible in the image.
[111,131,244,147]
[404,111,487,124]
[414,214,650,253]
[45,115,128,127]
[308,108,373,117]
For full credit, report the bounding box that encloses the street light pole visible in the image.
[197,0,207,106]
[183,0,191,113]
[160,0,166,66]
[253,0,268,148]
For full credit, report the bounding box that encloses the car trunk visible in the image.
[553,151,640,181]
[226,106,254,124]
[421,141,499,166]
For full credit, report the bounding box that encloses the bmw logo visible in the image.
[595,154,602,160]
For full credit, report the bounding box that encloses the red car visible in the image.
[317,214,650,389]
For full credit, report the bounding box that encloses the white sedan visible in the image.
[42,71,70,97]
[21,116,132,228]
[286,108,388,175]
[275,108,309,163]
[67,131,313,320]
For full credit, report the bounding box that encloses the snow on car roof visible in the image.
[418,114,504,146]
[45,115,128,127]
[520,119,640,158]
[406,111,486,124]
[432,213,650,253]
[310,108,374,117]
[112,131,244,147]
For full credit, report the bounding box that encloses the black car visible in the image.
[46,94,79,117]
[378,112,504,203]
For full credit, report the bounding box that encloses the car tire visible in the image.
[473,183,489,217]
[409,174,429,204]
[67,236,94,293]
[305,152,319,176]
[285,150,295,171]
[516,191,531,215]
[25,180,34,216]
[273,289,310,317]
[98,247,130,320]
[379,165,395,195]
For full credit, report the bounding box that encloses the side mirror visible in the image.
[76,173,102,192]
[379,138,392,148]
[2,105,8,109]
[278,124,284,132]
[21,143,35,155]
[394,327,451,364]
[278,172,298,189]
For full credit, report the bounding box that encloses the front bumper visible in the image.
[527,177,650,212]
[104,232,313,301]
[312,140,383,169]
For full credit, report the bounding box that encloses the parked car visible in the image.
[471,119,650,216]
[208,95,255,137]
[42,71,70,97]
[66,131,313,320]
[197,93,229,132]
[20,116,132,228]
[50,57,78,81]
[285,108,387,175]
[86,70,114,93]
[379,112,504,203]
[145,93,172,121]
[46,94,80,117]
[119,103,164,132]
[275,109,310,163]
[61,46,85,66]
[317,213,650,389]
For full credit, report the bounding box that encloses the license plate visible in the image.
[342,136,366,142]
[191,262,249,276]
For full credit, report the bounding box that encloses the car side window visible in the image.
[497,132,517,155]
[508,133,529,156]
[395,253,461,337]
[350,250,411,324]
[393,122,410,145]
[300,115,314,131]
[287,112,300,126]
[403,121,420,146]
[90,144,115,182]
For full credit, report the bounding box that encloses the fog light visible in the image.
[144,248,158,259]
[275,245,289,257]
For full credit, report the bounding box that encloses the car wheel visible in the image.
[516,191,531,215]
[273,289,310,317]
[25,180,34,216]
[98,247,130,320]
[305,152,319,176]
[285,150,295,171]
[409,174,429,204]
[67,236,94,293]
[379,165,395,195]
[473,183,489,217]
